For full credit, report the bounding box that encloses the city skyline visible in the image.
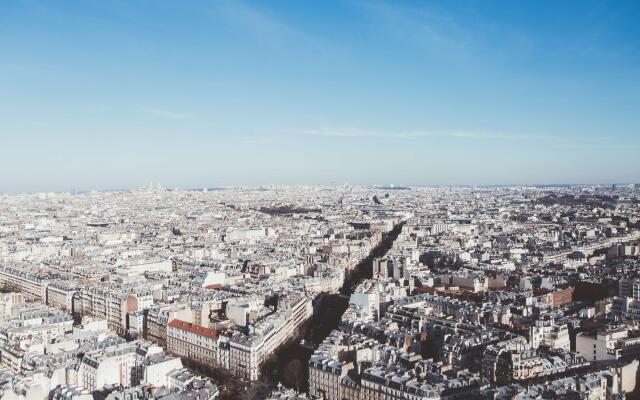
[1,184,639,399]
[2,0,639,191]
[2,3,640,396]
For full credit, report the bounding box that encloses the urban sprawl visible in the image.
[1,184,640,400]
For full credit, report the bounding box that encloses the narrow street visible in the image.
[262,221,406,393]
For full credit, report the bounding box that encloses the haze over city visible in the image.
[2,0,640,192]
[2,3,640,400]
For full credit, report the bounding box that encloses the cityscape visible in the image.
[0,185,640,399]
[2,1,640,400]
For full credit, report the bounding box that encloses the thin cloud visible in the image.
[239,137,273,145]
[355,0,470,56]
[224,127,616,147]
[303,128,377,138]
[212,0,332,55]
[299,128,624,149]
[301,128,543,141]
[215,1,293,41]
[445,131,548,141]
[139,106,194,120]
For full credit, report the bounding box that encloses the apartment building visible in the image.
[229,295,313,380]
[576,326,640,362]
[0,267,51,301]
[46,282,77,312]
[166,319,226,368]
[146,303,193,347]
[77,342,141,392]
[78,287,152,334]
[308,355,353,400]
[0,292,24,318]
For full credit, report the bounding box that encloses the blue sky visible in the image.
[1,0,639,191]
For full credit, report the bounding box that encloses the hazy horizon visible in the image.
[1,181,637,195]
